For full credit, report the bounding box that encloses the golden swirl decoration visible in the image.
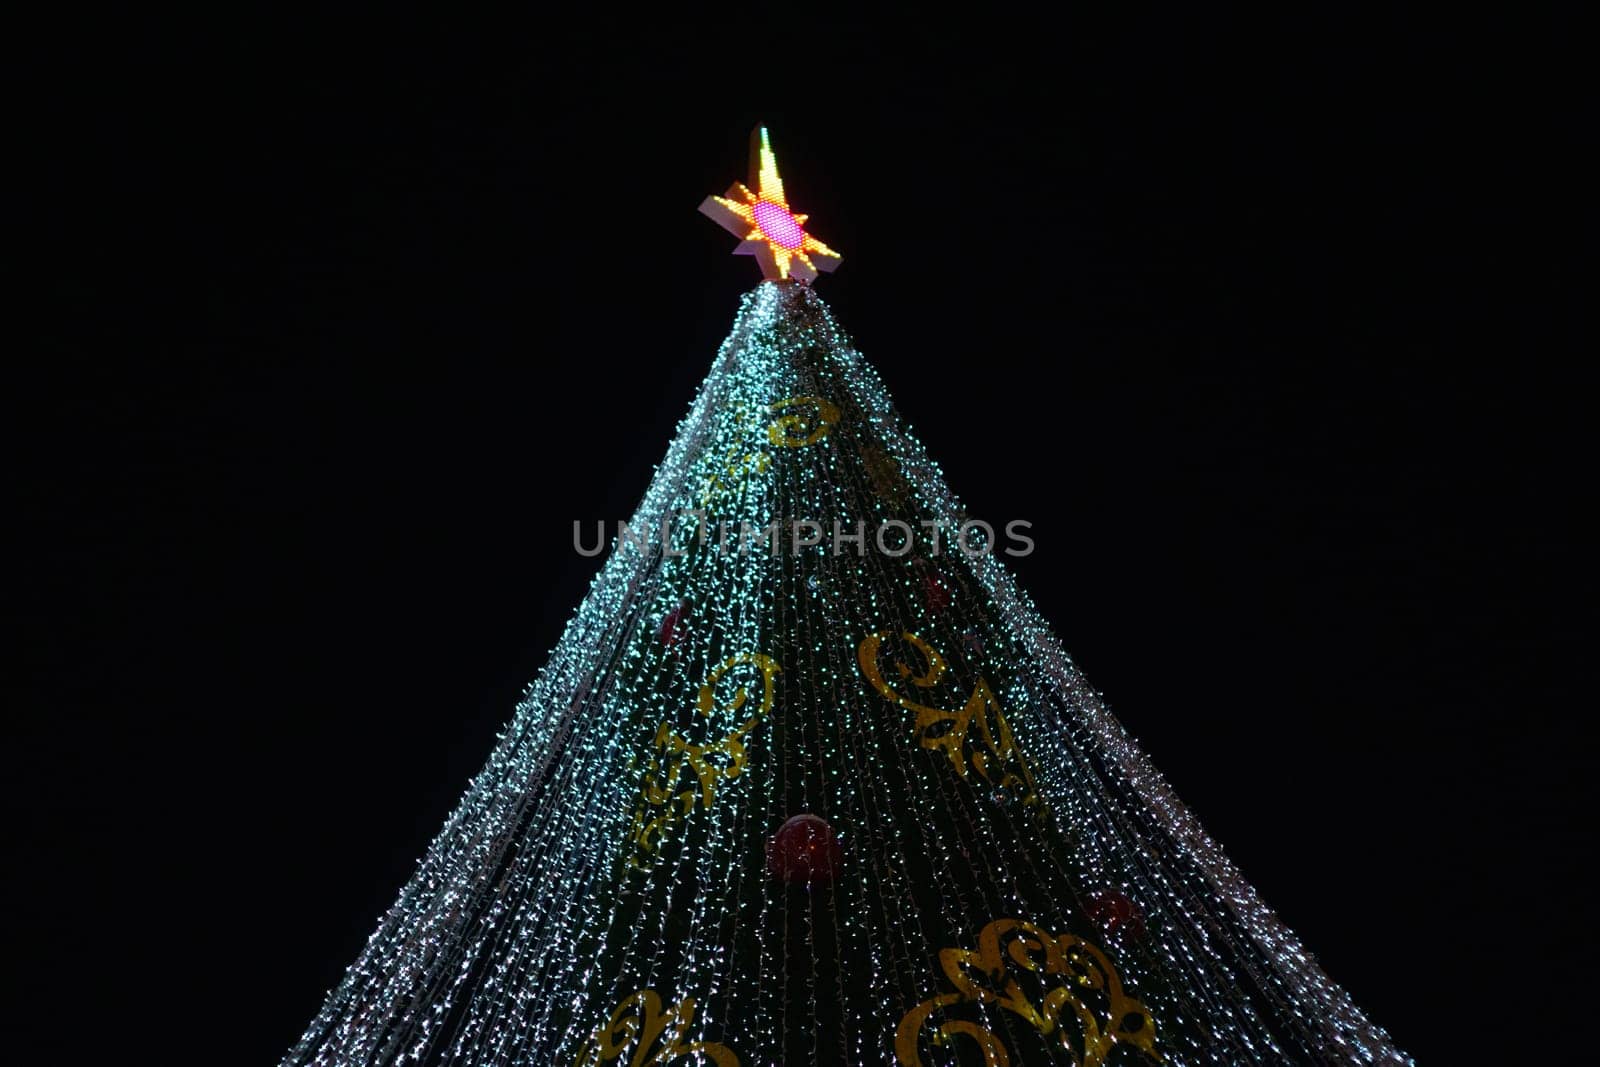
[766,395,840,447]
[700,402,770,506]
[574,989,739,1067]
[858,632,1041,812]
[628,654,781,868]
[699,397,835,504]
[699,448,771,506]
[860,443,908,505]
[895,918,1161,1067]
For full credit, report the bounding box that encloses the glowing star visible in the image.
[699,126,841,283]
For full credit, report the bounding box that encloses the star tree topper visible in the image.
[699,126,841,283]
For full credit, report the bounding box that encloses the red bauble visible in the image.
[1087,889,1145,938]
[767,814,842,886]
[921,573,951,614]
[658,605,688,646]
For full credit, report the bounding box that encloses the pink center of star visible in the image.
[752,199,806,250]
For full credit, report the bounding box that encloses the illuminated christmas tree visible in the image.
[284,128,1410,1066]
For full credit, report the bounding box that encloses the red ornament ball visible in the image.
[658,605,688,646]
[1087,889,1145,938]
[767,814,842,886]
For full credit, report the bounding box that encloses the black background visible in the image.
[15,11,1589,1064]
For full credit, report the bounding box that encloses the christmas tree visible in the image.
[284,128,1409,1066]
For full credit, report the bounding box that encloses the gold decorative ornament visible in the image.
[766,395,840,447]
[699,397,836,505]
[860,443,908,505]
[628,654,781,867]
[574,989,739,1066]
[700,448,772,506]
[895,918,1161,1067]
[858,631,1041,812]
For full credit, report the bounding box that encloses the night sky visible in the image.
[17,12,1587,1064]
